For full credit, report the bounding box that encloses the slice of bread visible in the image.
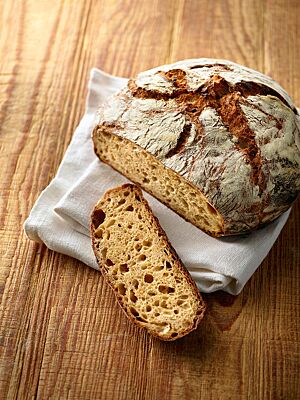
[90,184,206,341]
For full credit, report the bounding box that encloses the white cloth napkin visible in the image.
[24,68,291,295]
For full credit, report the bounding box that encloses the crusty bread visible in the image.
[93,58,300,236]
[95,130,224,236]
[90,184,206,341]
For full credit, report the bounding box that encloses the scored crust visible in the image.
[90,184,206,341]
[93,58,300,236]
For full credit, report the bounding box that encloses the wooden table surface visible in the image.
[1,1,299,399]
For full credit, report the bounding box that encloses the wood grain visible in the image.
[0,0,299,399]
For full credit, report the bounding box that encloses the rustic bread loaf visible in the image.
[90,184,206,341]
[93,59,300,236]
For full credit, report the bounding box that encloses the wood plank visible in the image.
[0,0,176,398]
[168,0,265,70]
[264,0,300,103]
[0,0,299,399]
[167,1,300,398]
[0,1,97,397]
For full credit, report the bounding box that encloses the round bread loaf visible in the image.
[93,59,300,236]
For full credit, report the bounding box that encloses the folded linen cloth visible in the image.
[24,68,292,294]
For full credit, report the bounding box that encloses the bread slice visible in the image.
[90,184,206,341]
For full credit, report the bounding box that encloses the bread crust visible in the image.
[91,184,206,341]
[93,59,300,235]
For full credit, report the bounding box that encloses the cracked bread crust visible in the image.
[93,58,300,235]
[90,184,206,341]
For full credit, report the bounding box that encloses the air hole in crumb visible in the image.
[154,300,159,306]
[142,178,149,183]
[177,300,184,306]
[118,223,121,227]
[132,279,139,289]
[135,195,141,201]
[174,310,179,314]
[128,224,133,229]
[105,231,110,240]
[165,261,172,270]
[124,191,129,196]
[154,265,164,271]
[120,263,129,273]
[95,229,103,239]
[125,205,134,211]
[136,316,147,323]
[138,214,142,220]
[143,239,152,247]
[161,300,167,308]
[135,243,142,251]
[179,295,189,299]
[154,312,160,317]
[146,305,152,312]
[118,199,126,205]
[130,290,137,303]
[182,199,188,208]
[106,259,114,266]
[138,254,147,261]
[148,291,156,296]
[159,285,175,294]
[144,274,153,283]
[171,332,178,338]
[92,209,106,228]
[118,283,126,295]
[130,307,139,317]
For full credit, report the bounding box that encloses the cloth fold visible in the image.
[24,68,291,294]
